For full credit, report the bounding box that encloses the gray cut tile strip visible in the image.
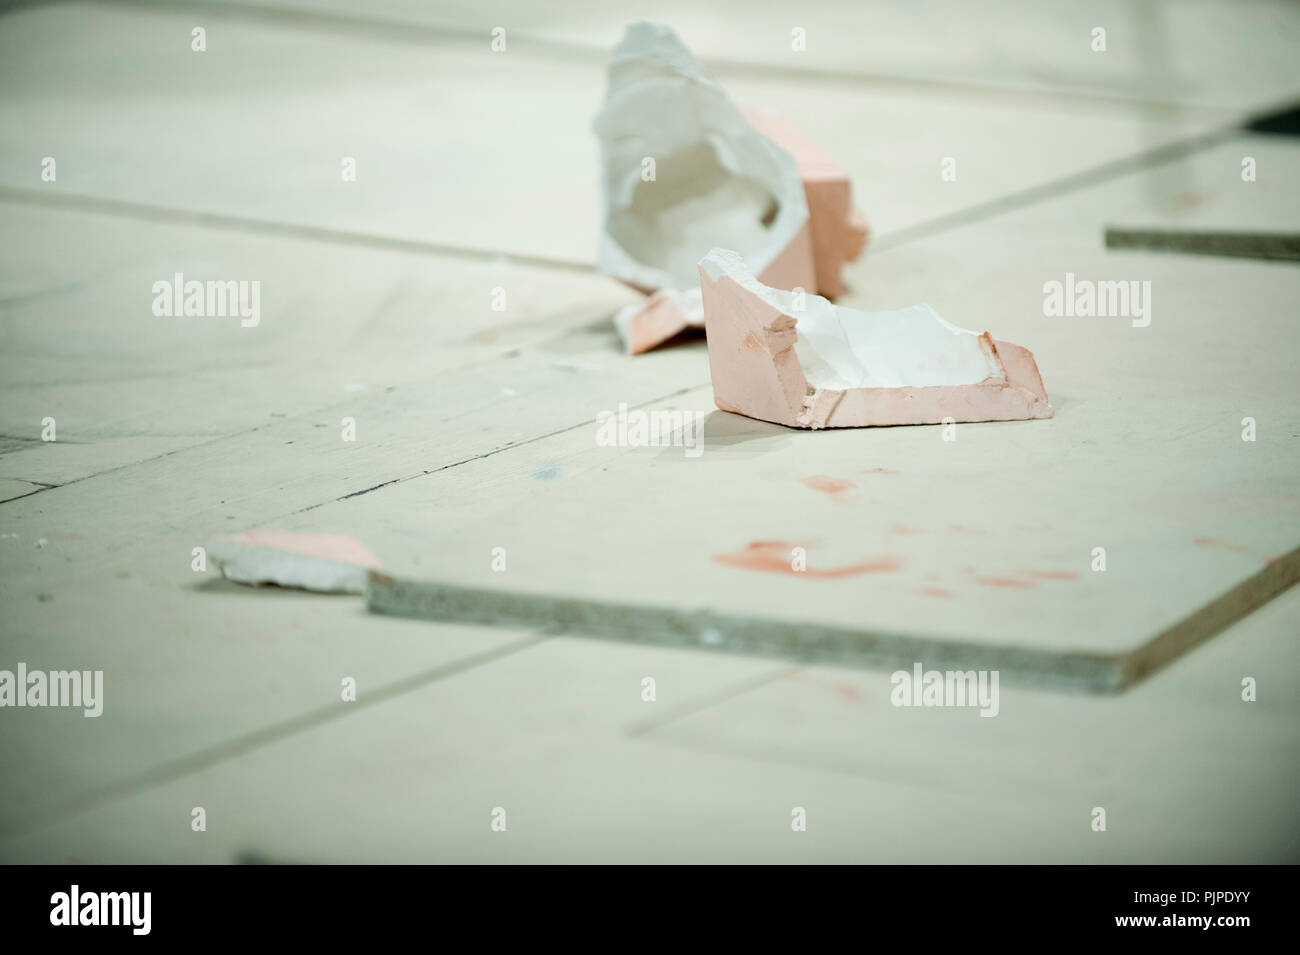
[1104,228,1300,261]
[366,546,1300,695]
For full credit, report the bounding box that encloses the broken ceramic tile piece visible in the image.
[594,22,819,354]
[612,287,700,354]
[744,108,869,300]
[698,248,1052,429]
[208,530,382,594]
[611,111,873,355]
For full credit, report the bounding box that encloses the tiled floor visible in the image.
[1,0,1297,862]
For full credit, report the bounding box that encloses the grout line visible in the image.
[625,665,802,737]
[0,311,635,498]
[0,631,549,843]
[311,383,707,509]
[0,486,54,504]
[871,124,1247,253]
[0,428,284,497]
[0,186,596,275]
[0,434,76,445]
[638,732,970,797]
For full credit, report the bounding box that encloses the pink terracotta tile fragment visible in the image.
[745,108,870,299]
[699,249,1053,429]
[621,291,696,356]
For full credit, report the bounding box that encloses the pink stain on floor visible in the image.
[917,587,954,599]
[1194,537,1251,553]
[830,682,865,702]
[976,576,1036,589]
[713,540,899,579]
[863,467,899,476]
[1023,570,1081,581]
[788,672,866,703]
[801,475,858,501]
[890,524,922,535]
[948,524,984,534]
[1160,189,1215,213]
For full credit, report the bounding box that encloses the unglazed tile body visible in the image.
[698,249,1051,428]
[744,108,869,299]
